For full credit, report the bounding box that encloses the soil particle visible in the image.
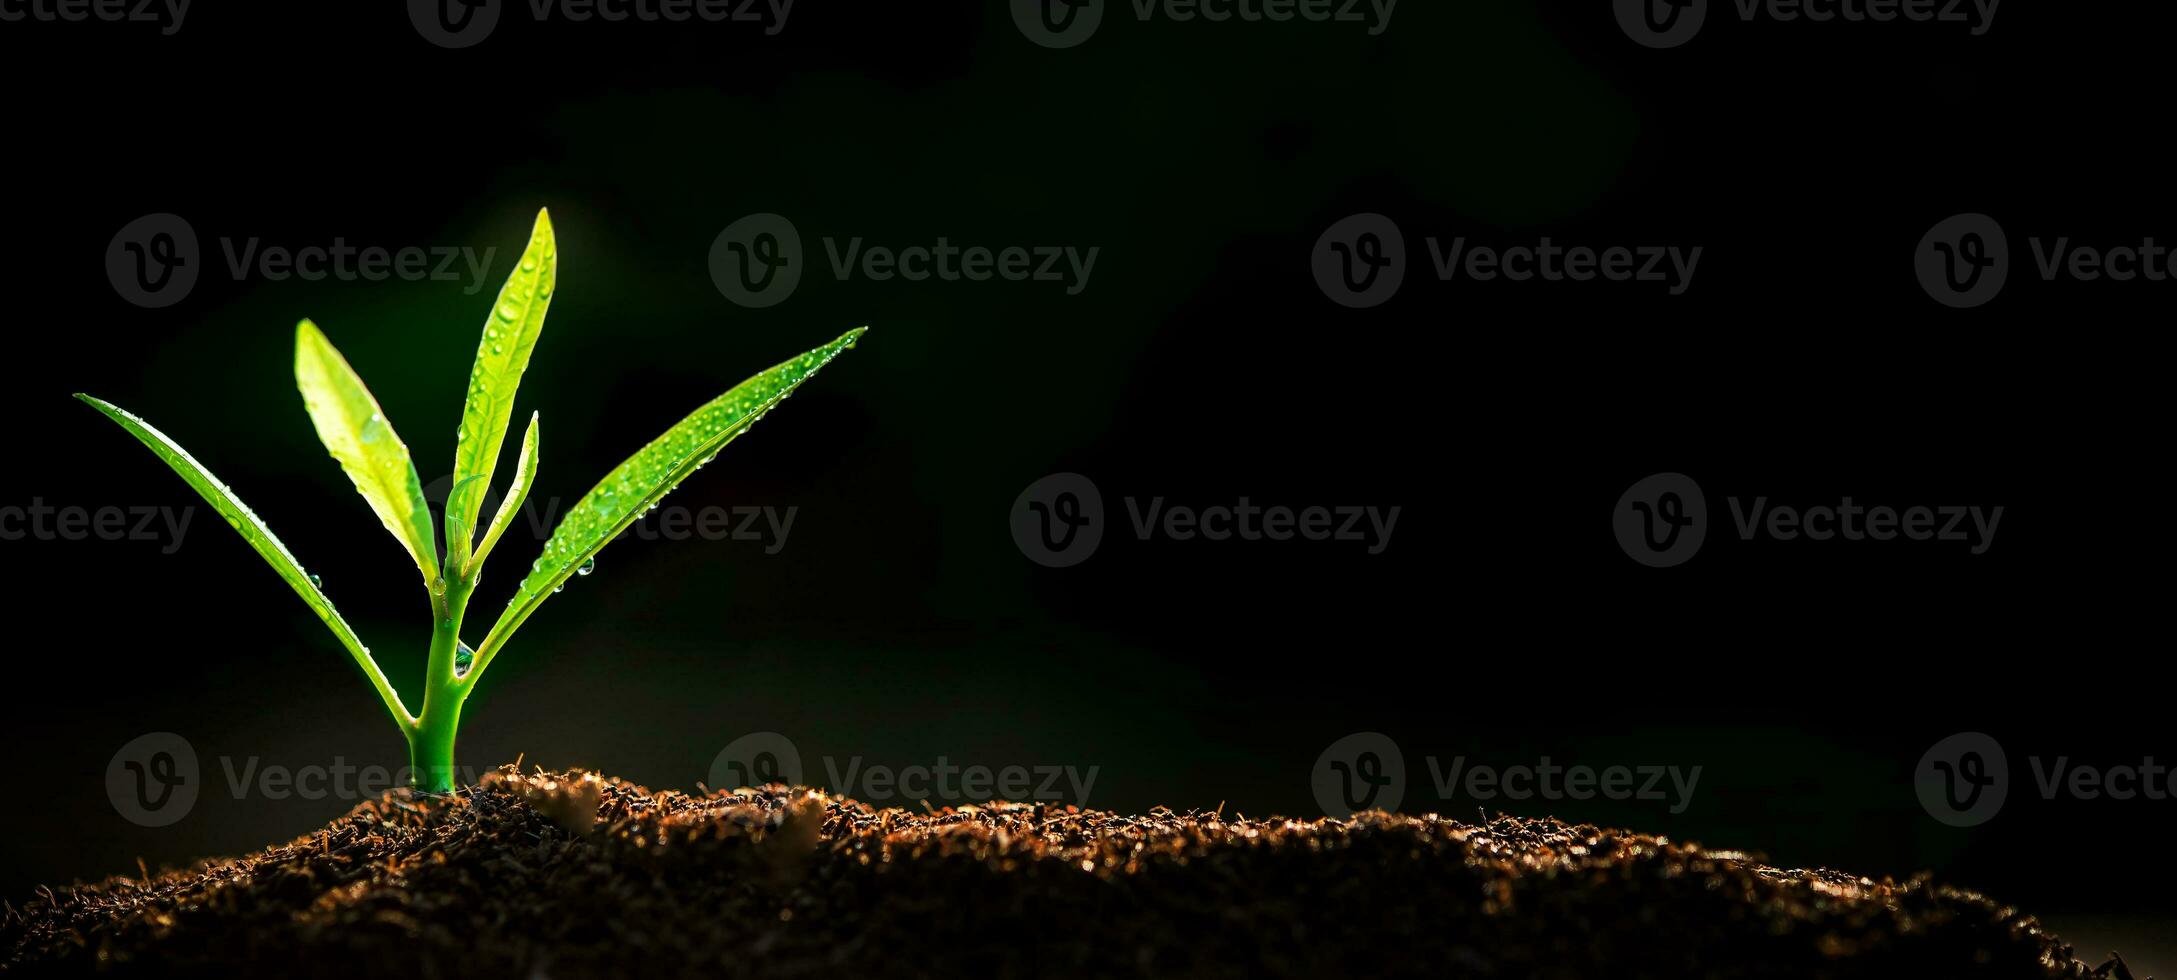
[1,767,2133,979]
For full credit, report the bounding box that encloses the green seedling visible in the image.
[77,209,864,792]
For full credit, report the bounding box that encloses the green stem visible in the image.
[407,698,461,793]
[408,575,474,793]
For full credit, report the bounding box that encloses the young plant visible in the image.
[78,209,864,792]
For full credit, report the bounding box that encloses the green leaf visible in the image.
[464,327,866,688]
[293,319,440,583]
[469,411,539,573]
[447,209,556,575]
[74,394,416,728]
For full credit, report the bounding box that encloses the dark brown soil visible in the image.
[1,767,2137,979]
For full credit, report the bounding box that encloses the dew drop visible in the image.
[577,558,596,577]
[308,573,323,589]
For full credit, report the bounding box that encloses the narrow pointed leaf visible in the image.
[74,394,415,728]
[469,411,539,574]
[294,319,440,582]
[447,209,556,573]
[465,328,865,687]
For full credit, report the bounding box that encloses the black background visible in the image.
[1,0,2167,970]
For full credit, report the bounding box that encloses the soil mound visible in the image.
[2,767,2128,979]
